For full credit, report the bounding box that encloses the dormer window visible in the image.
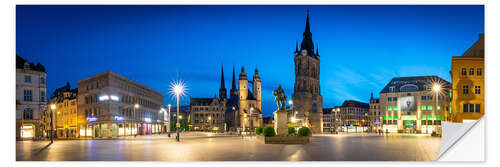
[389,86,395,92]
[400,84,418,92]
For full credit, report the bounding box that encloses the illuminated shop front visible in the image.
[21,124,35,139]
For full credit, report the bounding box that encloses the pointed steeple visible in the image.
[220,64,225,89]
[295,39,298,52]
[300,9,314,56]
[219,64,227,99]
[316,42,319,56]
[230,64,238,98]
[370,92,374,100]
[304,9,311,34]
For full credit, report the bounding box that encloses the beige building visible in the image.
[379,76,450,134]
[16,55,47,140]
[339,100,370,132]
[450,34,484,123]
[292,11,323,133]
[49,82,78,139]
[77,71,164,138]
[190,96,226,131]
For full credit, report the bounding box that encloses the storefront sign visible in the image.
[87,116,98,122]
[114,116,124,121]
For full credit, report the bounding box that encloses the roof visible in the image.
[16,55,46,73]
[190,98,215,106]
[380,76,450,94]
[460,34,484,58]
[341,100,369,109]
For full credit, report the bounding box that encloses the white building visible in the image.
[16,55,47,140]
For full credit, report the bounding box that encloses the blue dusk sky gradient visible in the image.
[16,5,484,117]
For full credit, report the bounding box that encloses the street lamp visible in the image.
[134,104,139,135]
[50,104,56,143]
[170,80,186,142]
[432,83,441,134]
[167,104,171,137]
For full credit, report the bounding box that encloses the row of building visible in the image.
[16,65,166,139]
[321,34,484,134]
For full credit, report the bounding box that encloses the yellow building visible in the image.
[451,34,484,123]
[50,82,79,139]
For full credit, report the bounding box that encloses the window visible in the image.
[421,105,427,110]
[389,86,395,92]
[421,96,427,100]
[40,77,45,84]
[40,90,45,102]
[469,68,474,75]
[469,104,475,113]
[475,104,481,113]
[23,90,32,101]
[23,108,33,120]
[463,85,469,94]
[427,105,433,110]
[477,68,482,76]
[475,86,481,94]
[400,85,418,92]
[462,68,467,75]
[463,104,469,113]
[393,97,398,101]
[387,97,392,102]
[387,106,392,111]
[24,75,31,83]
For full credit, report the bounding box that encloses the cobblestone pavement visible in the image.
[16,133,440,161]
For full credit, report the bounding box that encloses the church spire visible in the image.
[304,9,311,34]
[219,64,227,99]
[230,64,238,98]
[300,9,314,56]
[295,39,298,52]
[316,42,319,56]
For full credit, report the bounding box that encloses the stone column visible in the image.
[273,109,288,136]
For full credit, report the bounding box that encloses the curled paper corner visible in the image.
[437,118,484,161]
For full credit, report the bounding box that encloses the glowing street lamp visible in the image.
[50,104,56,143]
[170,80,186,142]
[432,83,442,134]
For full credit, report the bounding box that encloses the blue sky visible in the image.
[16,5,484,117]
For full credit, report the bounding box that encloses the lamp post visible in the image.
[432,83,441,134]
[172,82,185,142]
[50,104,56,143]
[134,104,139,135]
[167,104,171,137]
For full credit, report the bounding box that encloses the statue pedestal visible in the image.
[274,109,289,136]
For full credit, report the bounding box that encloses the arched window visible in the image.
[400,85,418,92]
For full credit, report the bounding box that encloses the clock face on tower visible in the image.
[301,50,307,56]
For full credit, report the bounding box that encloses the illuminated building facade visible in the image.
[292,10,323,133]
[49,82,78,139]
[16,55,47,140]
[190,97,226,131]
[339,100,370,132]
[379,76,450,134]
[77,71,164,138]
[369,93,381,132]
[322,106,341,133]
[450,34,484,123]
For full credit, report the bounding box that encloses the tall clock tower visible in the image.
[292,10,323,133]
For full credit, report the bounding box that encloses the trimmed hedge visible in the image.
[288,127,296,135]
[255,127,263,135]
[262,126,276,137]
[298,127,312,136]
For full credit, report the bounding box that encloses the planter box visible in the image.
[256,135,310,144]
